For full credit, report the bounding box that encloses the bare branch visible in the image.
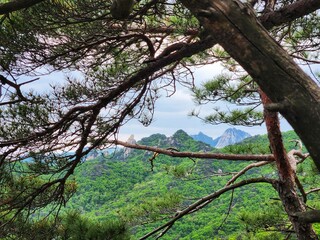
[260,0,320,30]
[292,210,320,223]
[109,139,275,162]
[226,161,271,186]
[0,0,46,15]
[216,189,235,232]
[306,188,320,195]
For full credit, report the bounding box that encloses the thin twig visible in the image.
[216,189,234,232]
[226,161,271,186]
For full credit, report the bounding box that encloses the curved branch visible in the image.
[0,37,217,149]
[226,161,271,186]
[260,0,320,30]
[0,0,46,15]
[139,177,276,239]
[109,139,275,162]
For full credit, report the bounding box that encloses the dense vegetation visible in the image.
[57,130,320,239]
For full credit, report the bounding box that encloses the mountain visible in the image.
[214,128,251,148]
[190,131,219,147]
[190,128,251,148]
[139,129,212,152]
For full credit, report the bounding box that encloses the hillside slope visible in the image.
[67,130,319,239]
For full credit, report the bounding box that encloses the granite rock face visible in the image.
[214,128,251,148]
[190,128,251,148]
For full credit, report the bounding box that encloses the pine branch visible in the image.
[108,139,275,162]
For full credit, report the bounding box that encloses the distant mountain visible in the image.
[214,128,251,148]
[190,128,251,148]
[190,132,219,147]
[139,129,212,152]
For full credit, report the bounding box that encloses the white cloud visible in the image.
[14,63,295,142]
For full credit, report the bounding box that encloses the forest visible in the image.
[66,130,320,239]
[0,0,319,239]
[5,130,320,239]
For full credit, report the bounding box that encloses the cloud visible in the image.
[15,64,294,142]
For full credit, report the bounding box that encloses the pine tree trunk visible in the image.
[261,91,317,239]
[180,1,320,238]
[181,0,320,171]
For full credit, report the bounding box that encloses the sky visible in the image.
[118,64,293,141]
[19,60,320,142]
[118,62,319,141]
[18,63,295,142]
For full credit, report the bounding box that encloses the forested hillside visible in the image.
[63,130,320,239]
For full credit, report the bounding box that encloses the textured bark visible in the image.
[261,91,317,239]
[293,210,320,224]
[259,0,320,29]
[0,0,45,15]
[109,139,275,161]
[181,0,320,171]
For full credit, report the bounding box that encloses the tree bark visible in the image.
[259,0,320,29]
[293,210,320,224]
[261,91,317,239]
[181,0,320,171]
[0,0,46,15]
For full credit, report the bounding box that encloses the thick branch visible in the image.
[181,0,320,171]
[260,91,294,182]
[109,139,275,162]
[260,90,317,239]
[0,0,46,15]
[260,0,320,29]
[292,210,320,223]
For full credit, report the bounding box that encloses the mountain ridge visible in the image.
[190,131,219,147]
[138,129,212,152]
[190,128,251,148]
[85,128,252,160]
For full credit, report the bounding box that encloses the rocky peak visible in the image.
[124,135,136,158]
[215,128,251,148]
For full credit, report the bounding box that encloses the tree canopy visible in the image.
[0,0,319,239]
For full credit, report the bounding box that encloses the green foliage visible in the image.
[50,130,319,239]
[60,211,129,240]
[192,74,263,126]
[2,129,320,239]
[238,203,287,234]
[203,108,264,126]
[118,191,181,223]
[0,210,129,240]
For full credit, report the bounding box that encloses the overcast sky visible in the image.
[119,64,293,141]
[19,63,299,141]
[119,62,319,141]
